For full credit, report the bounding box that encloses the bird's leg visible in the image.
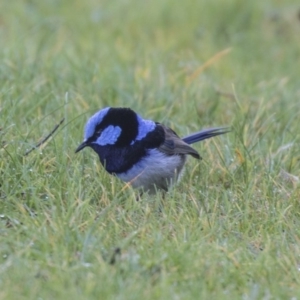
[136,191,143,201]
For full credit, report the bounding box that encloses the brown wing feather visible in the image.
[158,125,201,159]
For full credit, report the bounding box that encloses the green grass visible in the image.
[1,0,300,298]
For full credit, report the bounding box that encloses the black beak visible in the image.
[75,141,88,153]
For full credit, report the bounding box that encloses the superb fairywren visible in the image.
[76,107,228,194]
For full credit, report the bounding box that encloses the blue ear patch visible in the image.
[95,125,122,146]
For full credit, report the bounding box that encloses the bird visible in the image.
[75,107,229,194]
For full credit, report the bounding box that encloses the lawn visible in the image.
[1,0,300,299]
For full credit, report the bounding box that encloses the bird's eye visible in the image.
[95,129,102,136]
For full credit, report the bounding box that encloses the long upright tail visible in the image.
[182,127,229,145]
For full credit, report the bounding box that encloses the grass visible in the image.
[1,0,300,298]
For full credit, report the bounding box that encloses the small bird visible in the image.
[75,107,228,194]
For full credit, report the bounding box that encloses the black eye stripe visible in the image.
[88,127,102,142]
[94,124,103,135]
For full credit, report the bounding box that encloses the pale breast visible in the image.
[116,149,186,193]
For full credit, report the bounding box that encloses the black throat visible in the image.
[89,125,165,173]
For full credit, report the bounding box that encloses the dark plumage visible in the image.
[76,107,229,193]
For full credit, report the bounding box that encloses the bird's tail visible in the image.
[182,127,229,145]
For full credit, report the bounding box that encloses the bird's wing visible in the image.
[157,125,200,159]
